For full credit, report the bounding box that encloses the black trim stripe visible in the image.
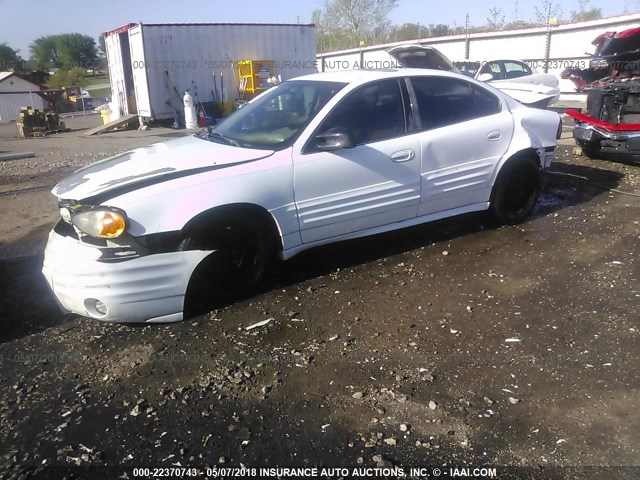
[78,154,272,205]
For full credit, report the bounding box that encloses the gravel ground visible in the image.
[0,114,639,480]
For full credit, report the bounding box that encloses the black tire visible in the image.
[179,215,273,300]
[577,140,601,159]
[491,158,541,225]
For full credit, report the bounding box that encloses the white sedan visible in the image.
[42,69,561,323]
[456,59,560,108]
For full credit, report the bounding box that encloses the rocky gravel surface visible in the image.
[0,116,638,480]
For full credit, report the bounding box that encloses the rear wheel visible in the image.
[179,216,273,301]
[491,158,541,224]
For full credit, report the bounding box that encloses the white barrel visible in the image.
[183,91,197,129]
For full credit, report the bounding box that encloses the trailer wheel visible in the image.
[491,158,541,225]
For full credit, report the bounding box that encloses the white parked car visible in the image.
[387,45,559,107]
[455,59,560,108]
[42,69,561,323]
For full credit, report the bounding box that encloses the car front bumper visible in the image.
[42,229,212,323]
[567,108,640,152]
[573,123,640,152]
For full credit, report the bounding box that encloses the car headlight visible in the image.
[71,207,127,238]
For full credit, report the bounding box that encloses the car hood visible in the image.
[52,134,274,201]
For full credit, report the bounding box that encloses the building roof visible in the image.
[0,72,45,89]
[105,22,314,36]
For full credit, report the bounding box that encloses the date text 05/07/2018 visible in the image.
[130,466,499,478]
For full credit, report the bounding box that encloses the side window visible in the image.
[318,79,405,145]
[503,61,532,79]
[471,84,502,116]
[411,76,478,129]
[410,77,502,130]
[480,61,503,80]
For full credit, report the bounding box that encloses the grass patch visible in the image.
[45,73,110,89]
[90,87,111,101]
[82,75,110,87]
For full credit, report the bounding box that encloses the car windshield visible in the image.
[202,80,346,150]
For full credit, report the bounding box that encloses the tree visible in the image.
[96,33,108,71]
[47,67,87,88]
[30,33,98,71]
[389,23,425,42]
[487,7,505,30]
[0,43,25,72]
[314,0,398,50]
[533,0,563,25]
[500,1,537,30]
[570,0,602,22]
[429,24,450,37]
[97,34,106,58]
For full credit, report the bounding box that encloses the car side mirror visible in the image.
[478,73,494,82]
[314,128,356,151]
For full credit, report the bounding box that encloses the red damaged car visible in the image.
[562,26,640,158]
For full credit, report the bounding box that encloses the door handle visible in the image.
[487,130,502,141]
[390,150,415,162]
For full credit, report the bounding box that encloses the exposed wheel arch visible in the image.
[490,150,542,224]
[179,204,282,317]
[180,203,283,254]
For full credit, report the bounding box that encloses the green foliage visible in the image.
[47,67,87,89]
[97,34,106,57]
[314,0,399,51]
[390,23,426,42]
[429,24,450,37]
[570,0,602,22]
[0,43,25,72]
[29,33,98,70]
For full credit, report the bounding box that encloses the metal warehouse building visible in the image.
[0,72,46,121]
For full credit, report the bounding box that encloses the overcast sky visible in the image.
[1,0,637,55]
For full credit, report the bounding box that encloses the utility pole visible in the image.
[465,14,470,60]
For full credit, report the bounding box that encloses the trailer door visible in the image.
[129,25,152,117]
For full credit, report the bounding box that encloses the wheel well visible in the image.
[180,203,283,252]
[491,149,541,201]
[501,149,541,170]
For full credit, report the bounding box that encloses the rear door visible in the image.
[408,75,514,216]
[128,25,152,117]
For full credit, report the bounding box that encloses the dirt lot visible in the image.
[0,113,639,479]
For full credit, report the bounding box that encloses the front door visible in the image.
[293,78,422,244]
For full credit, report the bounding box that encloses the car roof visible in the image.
[291,68,469,85]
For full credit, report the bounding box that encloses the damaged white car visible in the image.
[42,69,561,323]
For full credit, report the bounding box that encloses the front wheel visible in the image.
[491,159,541,225]
[179,217,272,301]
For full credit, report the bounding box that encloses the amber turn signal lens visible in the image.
[72,208,127,239]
